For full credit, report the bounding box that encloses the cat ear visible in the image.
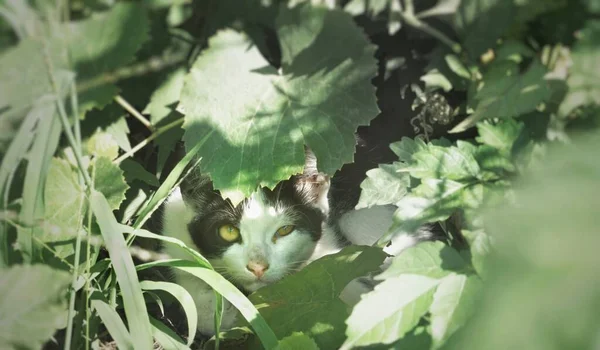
[180,172,223,211]
[293,147,330,212]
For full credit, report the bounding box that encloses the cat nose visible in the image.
[246,261,269,278]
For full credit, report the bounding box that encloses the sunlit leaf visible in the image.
[475,120,524,155]
[180,4,378,200]
[0,265,70,349]
[356,164,410,209]
[143,67,186,125]
[377,242,469,280]
[342,274,441,349]
[429,274,483,347]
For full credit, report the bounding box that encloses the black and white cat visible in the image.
[161,148,437,335]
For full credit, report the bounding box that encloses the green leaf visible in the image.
[247,245,387,349]
[277,332,320,350]
[385,179,483,240]
[451,61,552,132]
[180,5,378,200]
[87,131,120,160]
[475,120,524,155]
[559,20,600,117]
[0,2,150,119]
[453,0,516,57]
[389,137,428,163]
[120,159,160,187]
[377,242,469,280]
[140,280,197,346]
[429,274,483,347]
[93,156,129,210]
[43,158,85,245]
[445,54,471,80]
[106,117,132,152]
[90,190,154,349]
[411,145,481,181]
[0,265,70,349]
[421,69,454,92]
[341,275,441,349]
[91,298,134,350]
[143,67,186,125]
[356,164,410,209]
[461,230,491,277]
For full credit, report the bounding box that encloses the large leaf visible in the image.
[388,179,477,236]
[143,67,186,125]
[429,274,483,347]
[0,265,70,349]
[0,2,149,120]
[245,245,387,349]
[341,274,441,349]
[559,20,600,117]
[377,242,469,280]
[179,5,378,200]
[451,61,552,132]
[356,163,410,209]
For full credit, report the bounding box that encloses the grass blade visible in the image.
[132,139,204,229]
[150,316,190,350]
[140,280,197,346]
[137,259,279,350]
[90,190,153,349]
[91,298,134,350]
[121,225,211,268]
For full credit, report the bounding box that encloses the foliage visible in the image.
[0,0,599,349]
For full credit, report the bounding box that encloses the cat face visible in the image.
[182,176,324,292]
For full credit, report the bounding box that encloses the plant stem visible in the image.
[114,95,154,131]
[113,118,184,164]
[77,52,186,94]
[400,0,462,54]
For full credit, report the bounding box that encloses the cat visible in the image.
[161,156,345,335]
[161,150,439,336]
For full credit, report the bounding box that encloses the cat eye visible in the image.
[218,224,240,242]
[275,225,295,237]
